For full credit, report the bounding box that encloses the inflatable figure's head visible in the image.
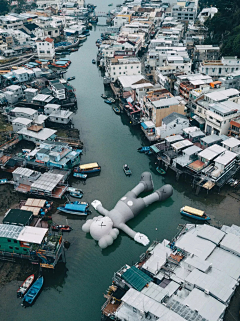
[82,216,119,249]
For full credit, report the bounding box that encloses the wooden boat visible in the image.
[180,206,211,221]
[156,167,166,175]
[67,76,75,81]
[74,162,101,174]
[101,94,108,99]
[57,201,90,215]
[67,187,83,198]
[138,146,150,153]
[123,164,132,176]
[112,105,121,114]
[104,99,112,104]
[17,274,35,298]
[52,224,72,232]
[73,172,87,179]
[22,276,44,307]
[92,59,96,64]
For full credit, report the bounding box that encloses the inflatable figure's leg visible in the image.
[143,184,173,206]
[131,172,154,197]
[91,200,109,216]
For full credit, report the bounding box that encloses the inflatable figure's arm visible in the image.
[119,223,150,246]
[91,200,109,216]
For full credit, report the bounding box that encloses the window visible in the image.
[133,307,137,313]
[9,246,13,249]
[7,239,11,243]
[113,67,115,70]
[14,240,17,243]
[119,67,121,69]
[219,68,222,74]
[47,51,50,54]
[15,247,19,250]
[113,72,115,75]
[23,249,27,252]
[125,66,127,69]
[119,72,121,74]
[131,66,133,69]
[61,118,64,121]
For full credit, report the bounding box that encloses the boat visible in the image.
[101,94,108,99]
[67,187,83,198]
[156,167,166,175]
[104,99,112,104]
[67,76,75,81]
[17,274,35,298]
[180,206,211,221]
[69,48,78,52]
[112,105,121,114]
[92,59,96,64]
[108,3,113,5]
[52,224,72,232]
[138,146,150,153]
[22,276,44,307]
[73,173,87,179]
[0,178,7,184]
[74,162,101,174]
[57,201,90,215]
[79,35,87,42]
[108,97,115,103]
[123,164,132,176]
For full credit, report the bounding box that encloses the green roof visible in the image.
[3,209,33,227]
[122,266,152,291]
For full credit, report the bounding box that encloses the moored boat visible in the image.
[104,99,112,104]
[156,167,166,175]
[92,59,96,64]
[73,172,87,179]
[22,276,44,307]
[101,94,108,99]
[108,97,115,103]
[138,146,150,153]
[67,187,83,198]
[123,164,132,176]
[57,201,90,215]
[67,76,75,81]
[52,224,72,232]
[74,162,101,174]
[112,105,121,114]
[79,35,87,42]
[17,274,35,298]
[0,178,7,184]
[180,206,211,221]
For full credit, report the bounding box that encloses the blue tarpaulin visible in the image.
[65,203,87,212]
[141,122,148,130]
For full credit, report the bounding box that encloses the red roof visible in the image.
[45,37,54,43]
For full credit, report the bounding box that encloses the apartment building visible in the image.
[105,57,141,82]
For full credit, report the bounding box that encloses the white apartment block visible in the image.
[105,57,141,82]
[200,56,240,79]
[36,38,55,60]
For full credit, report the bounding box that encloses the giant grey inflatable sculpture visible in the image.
[82,172,173,249]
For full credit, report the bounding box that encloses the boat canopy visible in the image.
[182,206,204,217]
[79,162,99,170]
[65,203,87,212]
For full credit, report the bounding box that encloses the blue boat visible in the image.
[137,146,150,153]
[67,76,75,81]
[180,206,211,221]
[73,173,87,179]
[57,201,90,215]
[22,276,44,307]
[0,178,7,184]
[104,99,112,104]
[67,187,83,198]
[92,59,96,64]
[123,164,132,176]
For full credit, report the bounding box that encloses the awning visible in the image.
[122,266,152,291]
[150,145,160,153]
[141,122,148,130]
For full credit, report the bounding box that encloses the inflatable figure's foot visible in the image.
[134,233,150,246]
[140,172,154,192]
[155,184,173,201]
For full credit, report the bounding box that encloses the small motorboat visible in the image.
[108,3,113,6]
[180,206,211,221]
[156,167,166,175]
[0,178,7,184]
[92,59,96,64]
[108,97,115,103]
[104,99,112,104]
[67,76,75,81]
[57,201,90,216]
[67,187,83,198]
[52,224,72,232]
[138,146,150,153]
[17,274,35,298]
[112,105,121,114]
[73,173,87,179]
[123,164,132,176]
[101,94,108,99]
[22,276,44,307]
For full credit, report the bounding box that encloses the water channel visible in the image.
[0,0,240,320]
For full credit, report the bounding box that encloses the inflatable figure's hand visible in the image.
[91,200,102,210]
[134,233,150,246]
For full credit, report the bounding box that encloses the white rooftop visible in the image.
[196,224,225,244]
[17,127,57,141]
[11,107,37,116]
[118,75,144,89]
[31,172,64,192]
[18,226,48,244]
[214,150,237,165]
[183,146,202,155]
[183,288,226,321]
[184,256,211,273]
[152,97,179,108]
[222,137,240,148]
[183,126,199,134]
[198,148,218,160]
[220,233,240,257]
[12,167,35,177]
[165,135,184,143]
[171,139,193,151]
[12,117,32,125]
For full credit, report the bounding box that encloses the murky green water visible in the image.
[0,1,240,320]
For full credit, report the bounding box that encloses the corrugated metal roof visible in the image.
[31,173,63,192]
[122,266,152,291]
[12,167,35,177]
[222,137,240,148]
[197,225,225,245]
[214,150,237,165]
[220,233,240,256]
[18,226,48,244]
[0,224,23,239]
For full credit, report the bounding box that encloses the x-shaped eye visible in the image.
[100,222,106,228]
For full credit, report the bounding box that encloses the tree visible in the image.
[0,0,9,15]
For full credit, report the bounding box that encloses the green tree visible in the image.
[0,0,9,15]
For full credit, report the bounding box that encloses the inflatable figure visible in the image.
[82,172,173,249]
